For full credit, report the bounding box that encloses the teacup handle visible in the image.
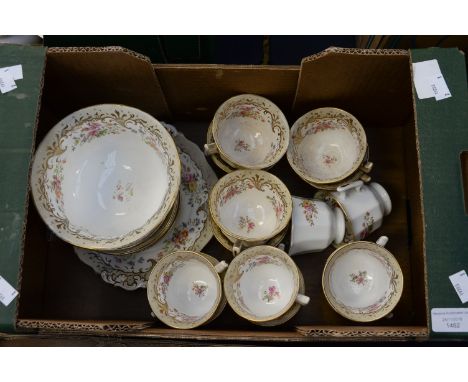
[360,174,371,183]
[336,180,364,196]
[214,261,229,273]
[232,241,243,257]
[376,236,389,247]
[204,143,219,156]
[295,294,310,306]
[359,161,374,174]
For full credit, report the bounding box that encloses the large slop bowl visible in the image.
[31,104,181,251]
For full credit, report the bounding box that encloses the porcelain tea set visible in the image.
[30,95,403,329]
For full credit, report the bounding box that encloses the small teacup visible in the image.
[322,236,403,322]
[224,245,310,323]
[318,180,392,242]
[147,250,228,329]
[209,170,292,254]
[287,107,369,186]
[204,94,289,170]
[289,197,346,255]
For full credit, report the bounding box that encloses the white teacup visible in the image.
[290,197,346,255]
[322,236,403,322]
[316,180,392,242]
[204,94,289,170]
[287,107,368,185]
[209,170,292,254]
[147,251,228,329]
[224,245,310,323]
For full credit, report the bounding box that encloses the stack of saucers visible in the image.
[31,104,181,255]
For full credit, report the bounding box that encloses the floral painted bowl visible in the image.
[147,250,228,329]
[224,245,310,323]
[209,170,292,250]
[287,107,367,185]
[31,104,181,251]
[204,94,289,170]
[322,236,403,322]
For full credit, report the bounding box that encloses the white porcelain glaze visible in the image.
[322,236,403,322]
[210,170,292,245]
[290,197,345,255]
[331,181,392,241]
[288,107,367,184]
[31,104,181,251]
[224,246,309,322]
[75,124,217,290]
[207,94,289,169]
[147,251,226,329]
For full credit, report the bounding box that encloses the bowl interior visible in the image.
[215,175,288,240]
[214,97,287,167]
[58,126,168,237]
[156,256,220,324]
[33,105,180,247]
[290,111,366,182]
[229,252,296,319]
[324,245,401,317]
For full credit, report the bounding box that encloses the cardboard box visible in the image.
[1,44,466,343]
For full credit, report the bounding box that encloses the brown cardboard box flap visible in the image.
[41,46,171,127]
[293,47,413,127]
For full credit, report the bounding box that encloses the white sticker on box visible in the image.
[449,270,468,303]
[0,275,19,307]
[0,71,17,94]
[432,308,468,332]
[412,59,452,101]
[0,64,23,80]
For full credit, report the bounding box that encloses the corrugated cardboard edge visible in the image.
[15,318,429,340]
[17,319,153,333]
[295,325,428,339]
[292,46,409,111]
[408,50,430,337]
[47,46,172,118]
